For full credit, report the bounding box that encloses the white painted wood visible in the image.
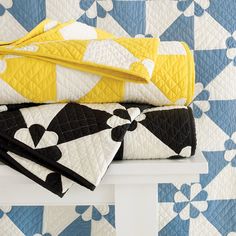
[115,184,158,236]
[0,150,207,205]
[106,149,207,177]
[0,150,208,234]
[0,149,207,184]
[0,183,115,205]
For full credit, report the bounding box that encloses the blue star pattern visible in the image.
[0,0,235,235]
[173,183,208,220]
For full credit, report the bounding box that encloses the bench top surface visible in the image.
[0,149,208,205]
[0,149,207,179]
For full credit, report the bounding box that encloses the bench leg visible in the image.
[115,184,158,236]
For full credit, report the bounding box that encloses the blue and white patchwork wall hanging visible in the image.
[0,0,235,235]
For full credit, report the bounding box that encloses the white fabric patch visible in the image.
[158,41,186,55]
[4,55,22,59]
[0,60,6,73]
[0,0,13,8]
[127,107,140,121]
[226,48,236,60]
[107,116,130,128]
[159,203,178,231]
[36,131,59,149]
[83,39,139,70]
[124,81,170,106]
[0,79,29,104]
[145,1,181,36]
[179,146,192,157]
[91,218,116,236]
[224,149,236,162]
[56,65,101,101]
[142,59,155,77]
[0,214,25,236]
[194,12,231,50]
[42,206,79,235]
[59,22,97,40]
[98,0,113,12]
[20,103,67,128]
[189,214,221,236]
[97,14,129,37]
[195,113,229,151]
[0,105,7,112]
[15,45,39,52]
[8,151,51,182]
[85,1,97,19]
[14,128,59,150]
[44,20,58,32]
[14,128,35,148]
[194,101,210,113]
[175,98,187,105]
[183,2,194,17]
[46,0,84,23]
[144,106,187,113]
[0,11,27,42]
[57,129,120,186]
[231,132,236,143]
[123,123,177,159]
[135,113,146,122]
[205,164,236,200]
[81,206,109,221]
[8,151,73,193]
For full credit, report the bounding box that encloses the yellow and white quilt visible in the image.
[0,19,195,105]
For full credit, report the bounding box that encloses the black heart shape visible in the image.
[29,124,46,147]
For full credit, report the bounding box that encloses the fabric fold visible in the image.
[0,19,197,197]
[0,19,195,106]
[0,103,196,196]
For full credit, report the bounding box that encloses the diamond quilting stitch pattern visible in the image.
[173,183,208,220]
[0,0,235,236]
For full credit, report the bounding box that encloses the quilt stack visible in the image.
[0,0,235,235]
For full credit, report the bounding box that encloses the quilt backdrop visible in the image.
[0,0,235,235]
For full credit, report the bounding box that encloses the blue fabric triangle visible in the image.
[192,190,208,202]
[59,216,91,236]
[78,13,97,27]
[180,184,191,200]
[158,183,179,202]
[203,200,236,235]
[8,0,46,31]
[159,215,190,236]
[207,100,236,136]
[7,206,43,236]
[190,204,200,218]
[104,205,115,228]
[207,0,236,34]
[194,49,231,86]
[200,151,228,188]
[160,14,194,49]
[109,0,145,37]
[91,206,102,221]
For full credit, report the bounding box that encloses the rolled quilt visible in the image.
[0,103,196,196]
[0,19,195,106]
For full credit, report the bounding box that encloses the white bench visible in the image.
[0,149,208,236]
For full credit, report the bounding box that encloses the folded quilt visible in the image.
[0,103,196,196]
[0,19,195,106]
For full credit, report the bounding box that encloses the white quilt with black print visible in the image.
[0,103,196,196]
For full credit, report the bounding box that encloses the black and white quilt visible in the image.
[0,103,196,196]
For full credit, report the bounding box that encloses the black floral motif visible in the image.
[108,108,132,142]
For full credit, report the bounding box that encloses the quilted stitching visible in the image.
[0,103,196,196]
[0,19,194,105]
[0,0,235,235]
